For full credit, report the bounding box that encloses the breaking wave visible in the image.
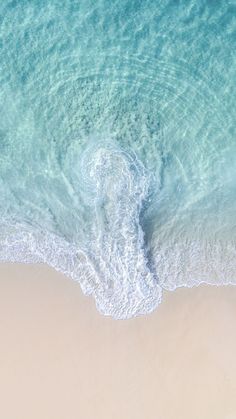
[0,142,162,319]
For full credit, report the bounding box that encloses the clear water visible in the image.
[0,0,236,318]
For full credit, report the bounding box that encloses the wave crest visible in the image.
[78,142,162,318]
[0,142,162,319]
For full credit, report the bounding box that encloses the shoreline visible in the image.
[0,263,236,418]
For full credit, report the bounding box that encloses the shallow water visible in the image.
[0,0,236,318]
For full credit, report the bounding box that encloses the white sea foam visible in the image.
[0,143,162,319]
[1,140,236,318]
[153,238,236,291]
[77,142,162,318]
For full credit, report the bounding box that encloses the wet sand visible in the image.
[0,263,236,419]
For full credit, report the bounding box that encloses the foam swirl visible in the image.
[0,143,162,319]
[77,142,162,318]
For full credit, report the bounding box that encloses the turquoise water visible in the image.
[0,1,236,318]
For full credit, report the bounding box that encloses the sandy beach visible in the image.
[0,263,236,419]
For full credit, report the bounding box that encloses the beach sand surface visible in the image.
[0,263,236,419]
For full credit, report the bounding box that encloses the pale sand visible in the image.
[0,264,236,419]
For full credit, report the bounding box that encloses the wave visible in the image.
[1,139,236,318]
[0,142,162,319]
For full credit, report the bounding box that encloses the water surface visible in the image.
[0,0,236,317]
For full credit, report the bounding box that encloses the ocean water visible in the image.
[0,0,236,318]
